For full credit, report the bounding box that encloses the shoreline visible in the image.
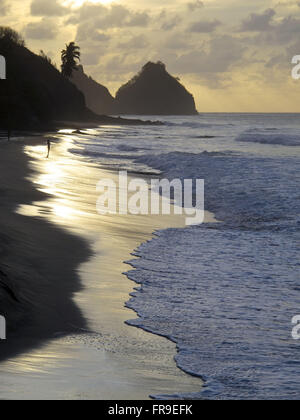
[0,132,208,399]
[0,136,91,360]
[0,115,163,137]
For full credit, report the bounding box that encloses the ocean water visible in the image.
[69,114,300,400]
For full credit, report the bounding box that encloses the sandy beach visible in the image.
[0,132,214,399]
[1,3,299,401]
[0,136,90,358]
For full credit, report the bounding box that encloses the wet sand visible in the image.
[0,136,89,360]
[0,132,214,399]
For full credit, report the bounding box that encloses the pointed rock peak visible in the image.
[142,61,166,73]
[116,61,198,115]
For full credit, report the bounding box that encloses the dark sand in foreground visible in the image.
[0,137,90,359]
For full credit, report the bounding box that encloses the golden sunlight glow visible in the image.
[64,0,114,7]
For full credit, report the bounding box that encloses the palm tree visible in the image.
[61,42,80,78]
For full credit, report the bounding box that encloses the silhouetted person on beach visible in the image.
[46,139,51,158]
[7,128,11,141]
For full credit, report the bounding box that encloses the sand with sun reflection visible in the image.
[0,133,205,399]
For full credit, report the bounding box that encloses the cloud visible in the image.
[158,33,249,89]
[239,8,276,32]
[157,10,181,31]
[272,15,300,44]
[24,18,58,40]
[66,2,106,24]
[187,0,204,12]
[0,0,9,15]
[248,14,300,45]
[30,0,69,17]
[99,53,146,80]
[160,15,181,31]
[92,31,111,43]
[172,35,246,76]
[127,11,150,27]
[76,23,111,43]
[189,19,222,33]
[118,35,149,50]
[81,50,101,66]
[69,3,150,29]
[265,54,286,68]
[164,32,191,50]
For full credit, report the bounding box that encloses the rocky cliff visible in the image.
[71,65,116,115]
[115,61,198,115]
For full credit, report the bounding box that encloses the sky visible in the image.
[1,0,300,112]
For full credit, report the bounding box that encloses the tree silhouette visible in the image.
[0,26,25,56]
[40,50,54,65]
[61,42,80,78]
[0,26,25,47]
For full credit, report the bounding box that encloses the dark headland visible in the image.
[0,29,160,132]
